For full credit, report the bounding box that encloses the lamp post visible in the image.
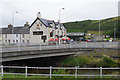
[12,11,18,44]
[58,8,65,45]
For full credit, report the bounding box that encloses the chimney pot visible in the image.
[37,12,41,18]
[8,24,13,29]
[24,22,29,27]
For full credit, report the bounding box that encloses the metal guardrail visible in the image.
[1,42,118,52]
[0,65,119,78]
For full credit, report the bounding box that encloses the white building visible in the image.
[0,12,67,45]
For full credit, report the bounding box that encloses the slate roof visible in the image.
[30,17,65,29]
[30,17,53,28]
[0,26,30,34]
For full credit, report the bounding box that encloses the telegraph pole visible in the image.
[114,23,116,41]
[99,20,101,36]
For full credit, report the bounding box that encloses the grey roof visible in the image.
[47,20,54,24]
[30,17,65,30]
[40,18,52,28]
[30,17,53,28]
[0,26,30,34]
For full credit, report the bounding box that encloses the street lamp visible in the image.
[58,8,65,45]
[12,11,18,44]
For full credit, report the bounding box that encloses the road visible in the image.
[0,42,118,52]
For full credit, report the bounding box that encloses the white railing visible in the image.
[0,65,119,78]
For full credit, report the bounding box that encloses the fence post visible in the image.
[86,42,88,48]
[75,66,77,78]
[50,66,52,79]
[56,41,58,49]
[40,36,42,50]
[100,67,102,78]
[70,42,72,48]
[25,66,27,78]
[1,65,3,78]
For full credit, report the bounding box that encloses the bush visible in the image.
[61,55,118,67]
[100,55,117,67]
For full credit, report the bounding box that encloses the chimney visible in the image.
[8,24,13,29]
[24,22,30,27]
[37,12,41,18]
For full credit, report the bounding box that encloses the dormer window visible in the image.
[48,23,52,27]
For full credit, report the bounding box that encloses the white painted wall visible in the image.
[29,19,47,45]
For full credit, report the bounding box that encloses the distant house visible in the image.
[0,23,30,45]
[0,12,67,45]
[67,32,85,41]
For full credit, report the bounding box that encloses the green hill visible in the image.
[64,17,119,37]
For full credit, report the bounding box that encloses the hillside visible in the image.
[64,17,119,37]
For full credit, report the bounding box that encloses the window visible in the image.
[42,36,46,43]
[50,31,54,37]
[16,40,18,43]
[41,23,42,26]
[16,34,18,37]
[13,40,15,43]
[23,40,24,43]
[62,31,63,35]
[5,40,7,43]
[5,34,7,38]
[22,34,24,38]
[27,40,29,43]
[8,40,10,43]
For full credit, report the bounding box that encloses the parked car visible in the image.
[70,39,74,43]
[86,39,93,42]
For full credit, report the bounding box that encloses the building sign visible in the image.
[33,30,43,35]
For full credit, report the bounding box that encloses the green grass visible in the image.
[2,74,119,79]
[0,75,2,80]
[2,74,49,78]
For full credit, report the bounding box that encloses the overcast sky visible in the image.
[0,0,119,27]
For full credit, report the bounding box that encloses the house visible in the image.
[0,12,67,45]
[0,23,30,45]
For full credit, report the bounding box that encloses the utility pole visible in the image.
[99,20,101,36]
[114,23,116,41]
